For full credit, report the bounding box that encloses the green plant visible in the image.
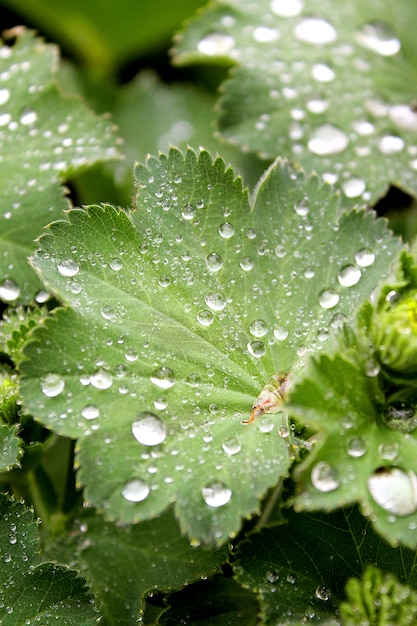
[1,1,417,624]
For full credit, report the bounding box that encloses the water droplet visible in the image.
[182,204,196,220]
[0,88,10,104]
[306,98,329,114]
[355,22,401,56]
[239,256,254,271]
[197,310,214,326]
[354,248,375,267]
[150,366,175,389]
[222,436,241,455]
[218,222,234,239]
[364,359,380,377]
[311,461,340,492]
[90,370,113,390]
[383,401,417,434]
[311,63,335,82]
[274,245,286,258]
[205,293,227,311]
[308,124,349,155]
[0,279,20,301]
[121,479,150,502]
[315,586,331,601]
[389,104,417,131]
[205,252,223,272]
[295,18,337,45]
[82,405,100,420]
[249,319,268,337]
[3,553,11,563]
[304,267,315,279]
[201,481,232,507]
[124,349,138,362]
[109,257,123,271]
[266,570,279,583]
[20,110,38,125]
[197,32,235,56]
[377,135,404,154]
[58,259,80,277]
[368,467,417,516]
[274,326,289,341]
[253,27,279,43]
[247,340,266,358]
[378,442,399,461]
[342,177,366,198]
[101,305,117,321]
[270,0,303,17]
[132,412,167,446]
[40,373,65,398]
[318,289,339,309]
[337,265,361,287]
[158,275,170,288]
[346,436,367,457]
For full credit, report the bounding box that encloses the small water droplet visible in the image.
[355,22,401,56]
[389,104,417,131]
[3,553,11,563]
[253,26,279,43]
[368,467,417,516]
[342,177,366,198]
[40,373,65,398]
[20,110,38,125]
[182,204,196,220]
[222,436,241,455]
[383,401,417,434]
[90,370,113,390]
[346,436,367,457]
[121,479,150,502]
[197,32,235,56]
[270,0,303,17]
[315,586,331,601]
[249,319,268,337]
[306,98,329,114]
[318,289,339,309]
[308,124,349,155]
[295,17,337,45]
[109,257,123,271]
[125,349,138,362]
[378,442,399,461]
[205,252,223,272]
[312,63,335,82]
[377,135,404,154]
[337,265,361,287]
[150,366,175,389]
[247,340,266,358]
[82,405,100,420]
[205,293,227,311]
[197,310,214,326]
[158,275,170,288]
[0,279,20,301]
[274,326,289,341]
[132,412,167,446]
[218,222,235,239]
[311,461,340,492]
[274,245,286,258]
[101,305,117,321]
[201,481,232,507]
[354,248,375,267]
[0,88,10,104]
[239,256,254,271]
[58,259,80,277]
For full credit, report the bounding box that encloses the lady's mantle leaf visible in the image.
[20,149,401,543]
[173,0,417,205]
[0,494,97,625]
[0,28,120,304]
[0,424,20,471]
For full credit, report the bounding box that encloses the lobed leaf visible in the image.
[0,424,20,471]
[173,0,417,204]
[20,149,401,543]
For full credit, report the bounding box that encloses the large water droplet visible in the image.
[58,259,80,277]
[182,204,196,220]
[82,405,100,420]
[239,256,254,271]
[318,289,339,309]
[389,104,417,131]
[0,279,20,301]
[383,401,417,434]
[295,18,337,45]
[121,479,150,502]
[222,436,242,456]
[109,257,123,271]
[270,0,303,17]
[354,248,375,267]
[247,340,266,358]
[311,461,340,492]
[90,370,113,390]
[197,32,235,56]
[346,436,367,458]
[20,110,38,125]
[308,125,349,155]
[315,586,331,601]
[150,366,175,389]
[0,88,10,104]
[253,27,279,43]
[197,310,214,326]
[342,177,366,198]
[205,252,223,272]
[311,63,335,82]
[40,373,65,397]
[201,481,232,507]
[337,265,361,287]
[249,319,268,337]
[368,467,417,516]
[274,326,289,341]
[377,135,404,154]
[218,222,234,239]
[132,412,167,446]
[205,293,227,311]
[355,22,401,56]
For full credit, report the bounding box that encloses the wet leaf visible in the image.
[0,493,97,625]
[0,28,120,304]
[77,507,228,625]
[233,507,417,625]
[174,0,417,204]
[0,424,20,471]
[20,149,401,543]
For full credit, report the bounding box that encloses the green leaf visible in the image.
[77,507,228,625]
[0,306,46,364]
[289,347,417,548]
[0,28,120,305]
[20,149,401,544]
[0,424,20,470]
[233,507,417,626]
[173,0,417,204]
[0,494,97,625]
